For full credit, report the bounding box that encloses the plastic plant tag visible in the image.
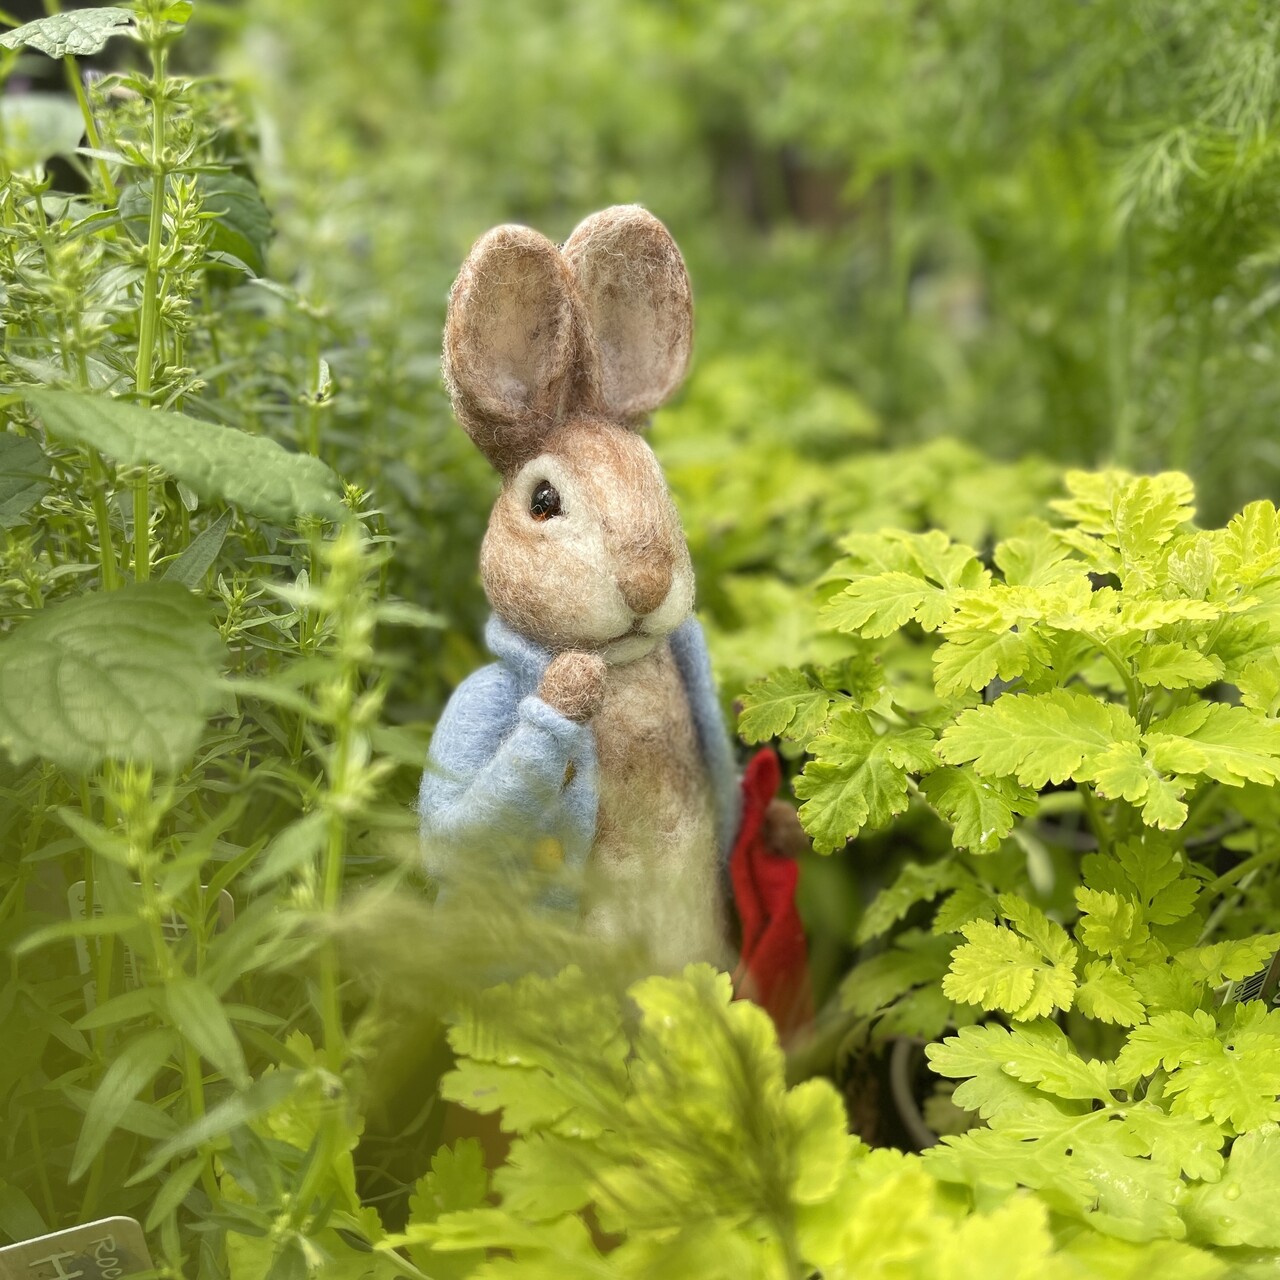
[0,1216,153,1280]
[67,881,234,1008]
[1224,947,1280,1008]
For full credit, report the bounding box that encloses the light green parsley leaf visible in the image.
[1075,888,1150,959]
[1184,1123,1280,1247]
[738,668,834,744]
[1175,933,1280,984]
[1088,741,1189,829]
[794,709,930,853]
[1134,643,1224,690]
[944,906,1077,1022]
[1075,961,1145,1027]
[854,861,967,944]
[921,768,1035,852]
[938,690,1139,788]
[933,628,1043,698]
[1145,702,1280,788]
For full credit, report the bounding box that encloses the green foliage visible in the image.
[751,465,1280,1263]
[6,0,1280,1276]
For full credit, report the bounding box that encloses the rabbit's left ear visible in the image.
[562,205,692,422]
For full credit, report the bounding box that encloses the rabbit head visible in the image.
[443,205,696,666]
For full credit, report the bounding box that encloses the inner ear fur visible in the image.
[562,205,692,423]
[444,224,580,471]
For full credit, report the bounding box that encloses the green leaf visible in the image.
[943,898,1076,1021]
[1145,702,1280,788]
[247,810,327,889]
[129,1069,303,1184]
[854,860,965,944]
[1075,961,1145,1027]
[1175,933,1280,984]
[822,570,932,636]
[920,768,1034,852]
[793,709,931,853]
[933,628,1040,698]
[1075,888,1149,959]
[0,7,133,57]
[161,510,232,588]
[737,668,833,743]
[0,584,223,774]
[71,1029,176,1181]
[938,690,1139,788]
[1089,742,1188,829]
[932,1020,1111,1103]
[0,94,84,168]
[0,1179,46,1242]
[0,433,50,527]
[1184,1123,1280,1247]
[1134,643,1224,690]
[165,977,250,1088]
[26,388,343,524]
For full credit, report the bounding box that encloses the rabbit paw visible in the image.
[539,651,608,723]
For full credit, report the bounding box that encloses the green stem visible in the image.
[1094,637,1141,720]
[132,40,169,581]
[1206,848,1280,897]
[1080,785,1112,856]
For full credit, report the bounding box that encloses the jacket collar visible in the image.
[484,614,553,691]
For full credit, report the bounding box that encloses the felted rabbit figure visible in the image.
[419,205,800,982]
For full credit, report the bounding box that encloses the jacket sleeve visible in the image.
[418,663,594,879]
[670,618,743,864]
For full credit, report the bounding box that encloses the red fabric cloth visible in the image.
[729,749,814,1038]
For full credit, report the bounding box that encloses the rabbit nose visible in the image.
[619,557,672,617]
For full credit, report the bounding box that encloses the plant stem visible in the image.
[1206,848,1280,897]
[1080,784,1112,856]
[133,39,169,581]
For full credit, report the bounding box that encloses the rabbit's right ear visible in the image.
[443,225,579,472]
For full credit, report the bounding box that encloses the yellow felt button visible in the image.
[532,836,564,871]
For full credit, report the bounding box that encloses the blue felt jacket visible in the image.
[418,615,742,897]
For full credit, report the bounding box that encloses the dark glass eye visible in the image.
[529,479,562,521]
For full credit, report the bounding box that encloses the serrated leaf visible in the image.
[1134,643,1223,690]
[1088,741,1188,829]
[854,860,966,944]
[1145,702,1280,788]
[921,768,1034,852]
[0,433,50,527]
[821,570,931,637]
[0,584,223,774]
[793,709,926,853]
[933,883,998,934]
[1184,1123,1280,1246]
[1075,961,1145,1027]
[933,628,1038,697]
[27,388,342,523]
[1075,888,1149,959]
[944,911,1077,1021]
[1175,933,1280,984]
[937,689,1139,788]
[737,668,833,744]
[0,7,133,57]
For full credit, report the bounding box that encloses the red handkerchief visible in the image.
[730,748,814,1038]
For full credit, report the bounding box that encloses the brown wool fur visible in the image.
[444,205,725,967]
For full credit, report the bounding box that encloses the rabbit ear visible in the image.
[444,224,580,471]
[562,205,692,422]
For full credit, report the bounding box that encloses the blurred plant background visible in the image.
[4,0,1280,1275]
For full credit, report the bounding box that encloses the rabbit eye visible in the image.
[529,480,562,521]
